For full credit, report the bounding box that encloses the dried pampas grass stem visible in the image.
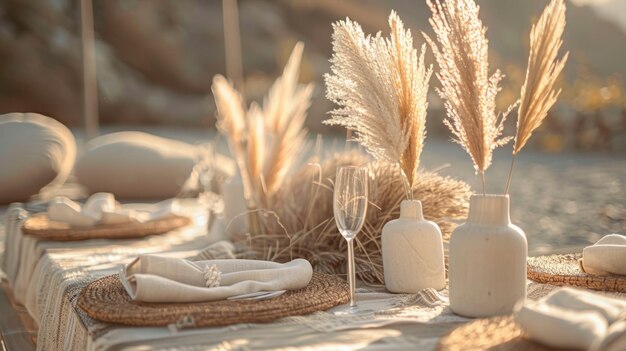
[324,11,432,200]
[212,75,255,201]
[262,43,314,200]
[424,0,514,194]
[505,0,568,193]
[212,42,313,210]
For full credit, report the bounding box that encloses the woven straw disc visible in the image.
[527,254,626,293]
[21,213,191,241]
[77,272,349,327]
[437,315,554,351]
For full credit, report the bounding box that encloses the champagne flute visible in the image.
[333,166,368,311]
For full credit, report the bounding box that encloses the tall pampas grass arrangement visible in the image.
[505,0,569,193]
[229,11,471,284]
[424,0,514,194]
[211,42,313,210]
[324,11,432,200]
[425,0,567,194]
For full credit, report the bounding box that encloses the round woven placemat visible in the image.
[22,213,191,241]
[77,272,349,327]
[527,253,626,293]
[437,315,554,351]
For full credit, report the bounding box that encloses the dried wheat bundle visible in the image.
[211,42,313,208]
[234,151,471,284]
[424,0,514,193]
[506,0,568,192]
[324,11,432,199]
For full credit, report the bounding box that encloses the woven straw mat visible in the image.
[437,315,555,351]
[527,253,626,293]
[22,213,191,241]
[77,272,349,327]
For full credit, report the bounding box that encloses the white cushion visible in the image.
[0,113,76,204]
[75,132,198,199]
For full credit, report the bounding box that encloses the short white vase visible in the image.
[448,194,527,317]
[382,200,446,293]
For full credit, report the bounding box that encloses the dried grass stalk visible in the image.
[514,0,568,154]
[246,103,265,185]
[212,74,255,201]
[234,151,471,284]
[505,0,568,193]
[262,43,314,199]
[212,75,246,145]
[324,12,432,199]
[212,42,313,208]
[424,0,514,191]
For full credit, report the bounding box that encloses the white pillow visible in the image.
[0,113,76,204]
[75,132,199,199]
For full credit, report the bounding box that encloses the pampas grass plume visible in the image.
[424,0,514,193]
[514,0,568,155]
[324,11,432,199]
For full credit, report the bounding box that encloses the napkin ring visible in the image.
[203,264,221,288]
[578,258,587,273]
[168,315,196,333]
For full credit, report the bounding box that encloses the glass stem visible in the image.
[347,238,356,307]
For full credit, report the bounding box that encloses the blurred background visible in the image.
[1,0,626,152]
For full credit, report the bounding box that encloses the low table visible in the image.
[0,203,618,351]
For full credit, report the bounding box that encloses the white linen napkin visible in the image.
[591,320,626,351]
[119,255,313,303]
[515,287,626,350]
[47,193,178,227]
[581,234,626,276]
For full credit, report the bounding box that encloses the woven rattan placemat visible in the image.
[437,315,554,351]
[527,253,626,293]
[77,272,349,327]
[22,213,191,241]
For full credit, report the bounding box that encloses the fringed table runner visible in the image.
[2,204,625,351]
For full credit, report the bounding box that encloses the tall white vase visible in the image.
[449,194,527,317]
[220,173,248,237]
[382,200,446,293]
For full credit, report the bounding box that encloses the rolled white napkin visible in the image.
[542,288,626,323]
[592,320,626,351]
[515,288,626,350]
[119,255,313,303]
[47,193,178,227]
[581,234,626,276]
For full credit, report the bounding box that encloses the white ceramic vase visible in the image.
[219,172,248,237]
[382,200,446,293]
[448,194,527,317]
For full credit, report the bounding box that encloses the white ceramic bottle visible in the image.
[382,200,446,293]
[448,194,527,317]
